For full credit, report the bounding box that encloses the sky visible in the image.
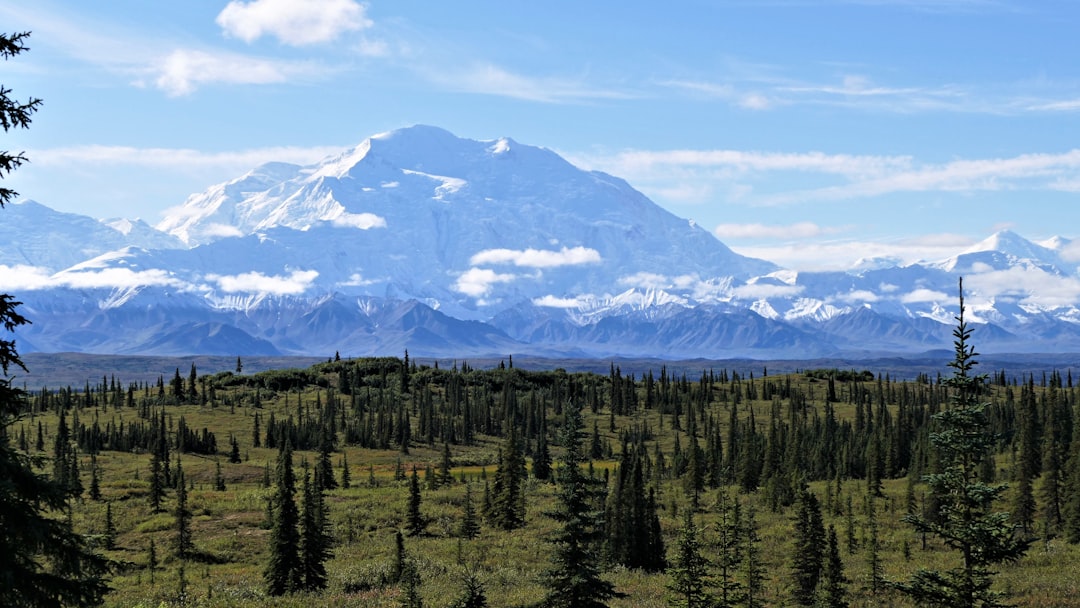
[3,0,1080,271]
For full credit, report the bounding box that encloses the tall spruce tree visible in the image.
[0,32,110,607]
[790,487,826,606]
[820,525,849,608]
[299,465,331,591]
[265,441,301,596]
[895,280,1031,608]
[541,401,618,608]
[490,429,526,530]
[406,467,425,536]
[666,510,713,608]
[173,463,194,560]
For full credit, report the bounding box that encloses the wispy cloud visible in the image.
[29,144,343,172]
[146,49,331,96]
[217,0,372,46]
[729,233,977,271]
[429,63,633,103]
[470,246,601,268]
[714,222,847,240]
[573,146,1080,209]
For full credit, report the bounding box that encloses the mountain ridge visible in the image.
[4,125,1080,358]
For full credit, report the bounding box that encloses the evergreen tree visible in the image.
[214,460,226,491]
[399,557,423,608]
[340,453,351,489]
[541,401,618,608]
[407,467,425,536]
[790,487,826,606]
[666,510,712,608]
[712,490,744,608]
[820,525,849,608]
[490,429,526,530]
[1063,408,1080,543]
[265,442,301,596]
[450,569,488,608]
[174,463,194,560]
[895,280,1031,608]
[148,451,165,512]
[459,483,481,540]
[741,503,766,608]
[440,442,454,488]
[299,466,331,591]
[533,415,553,481]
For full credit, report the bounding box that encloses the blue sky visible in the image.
[4,0,1080,271]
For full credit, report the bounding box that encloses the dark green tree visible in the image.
[895,280,1031,608]
[450,569,488,608]
[790,487,826,606]
[406,467,425,536]
[666,510,712,608]
[490,429,526,530]
[173,463,193,559]
[459,483,481,540]
[712,489,744,608]
[0,36,111,603]
[265,442,301,596]
[299,466,331,591]
[541,401,618,608]
[820,525,849,608]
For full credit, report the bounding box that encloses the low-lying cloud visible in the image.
[470,246,601,268]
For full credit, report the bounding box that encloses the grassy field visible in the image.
[19,362,1080,607]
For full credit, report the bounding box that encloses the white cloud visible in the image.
[30,144,343,171]
[617,272,671,290]
[728,233,977,271]
[217,0,371,46]
[331,212,387,230]
[965,267,1080,308]
[201,223,245,239]
[208,269,319,295]
[733,283,804,299]
[831,289,881,303]
[0,265,55,291]
[149,49,323,96]
[533,295,595,309]
[470,246,601,268]
[901,288,949,303]
[714,221,842,240]
[54,268,187,290]
[453,268,517,298]
[338,273,376,287]
[430,63,632,103]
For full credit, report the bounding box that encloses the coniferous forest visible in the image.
[6,328,1080,607]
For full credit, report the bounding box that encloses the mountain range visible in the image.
[4,125,1080,360]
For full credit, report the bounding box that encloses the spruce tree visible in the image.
[459,483,481,540]
[407,467,425,536]
[265,442,301,596]
[541,401,618,608]
[713,489,744,608]
[820,525,849,608]
[741,503,765,608]
[174,463,194,560]
[666,510,712,608]
[790,487,826,606]
[490,429,526,530]
[895,280,1031,608]
[450,569,488,608]
[299,466,331,591]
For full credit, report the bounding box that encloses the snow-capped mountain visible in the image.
[3,125,1080,359]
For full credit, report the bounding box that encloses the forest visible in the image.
[6,309,1080,607]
